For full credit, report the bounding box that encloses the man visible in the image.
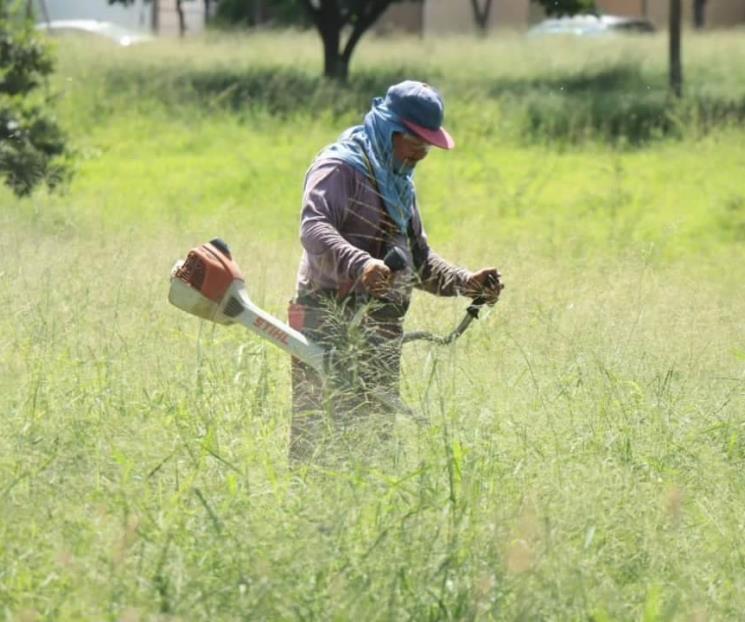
[288,80,503,458]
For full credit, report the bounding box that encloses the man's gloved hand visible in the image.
[361,258,392,297]
[463,268,504,305]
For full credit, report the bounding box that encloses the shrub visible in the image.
[0,3,68,196]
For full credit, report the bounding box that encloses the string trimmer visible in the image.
[168,239,491,419]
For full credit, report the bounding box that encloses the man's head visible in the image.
[391,132,431,167]
[383,80,454,168]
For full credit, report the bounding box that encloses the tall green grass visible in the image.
[49,30,745,144]
[1,224,743,620]
[1,31,744,621]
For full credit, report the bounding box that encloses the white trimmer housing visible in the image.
[169,241,326,374]
[168,240,418,419]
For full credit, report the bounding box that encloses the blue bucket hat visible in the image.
[384,80,455,149]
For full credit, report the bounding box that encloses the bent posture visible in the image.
[289,81,503,458]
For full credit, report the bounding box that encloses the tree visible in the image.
[669,0,682,97]
[531,0,596,16]
[0,1,67,196]
[693,0,707,29]
[297,0,412,81]
[469,0,493,34]
[175,0,186,36]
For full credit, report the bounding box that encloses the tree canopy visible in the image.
[532,0,597,16]
[298,0,414,81]
[0,2,68,196]
[214,0,309,28]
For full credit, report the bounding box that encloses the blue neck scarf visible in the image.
[312,97,415,234]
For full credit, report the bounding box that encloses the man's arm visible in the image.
[409,209,503,303]
[408,211,471,296]
[300,161,373,285]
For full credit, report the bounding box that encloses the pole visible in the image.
[669,0,682,98]
[39,0,51,24]
[151,0,160,34]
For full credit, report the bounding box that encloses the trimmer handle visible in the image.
[467,297,488,318]
[466,272,500,318]
[383,247,407,272]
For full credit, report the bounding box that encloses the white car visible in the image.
[528,14,656,37]
[35,19,153,47]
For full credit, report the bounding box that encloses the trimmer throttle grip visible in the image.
[209,238,232,259]
[466,271,500,317]
[383,247,407,272]
[467,296,488,318]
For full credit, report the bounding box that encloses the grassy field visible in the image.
[1,31,744,620]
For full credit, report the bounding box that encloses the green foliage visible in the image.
[0,94,66,195]
[0,4,68,196]
[300,0,414,79]
[532,0,597,16]
[67,33,745,146]
[2,32,745,621]
[0,21,53,94]
[213,0,310,27]
[2,156,744,618]
[99,62,435,119]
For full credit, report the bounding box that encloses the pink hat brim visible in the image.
[402,119,455,150]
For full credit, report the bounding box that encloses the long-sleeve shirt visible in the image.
[295,158,471,306]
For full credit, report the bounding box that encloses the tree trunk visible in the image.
[299,0,392,81]
[693,0,706,29]
[322,26,347,80]
[669,0,682,97]
[176,0,186,37]
[252,0,262,26]
[339,1,394,78]
[470,0,493,34]
[151,0,160,34]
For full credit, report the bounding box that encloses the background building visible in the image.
[32,0,209,36]
[379,0,745,35]
[31,0,745,38]
[598,0,745,28]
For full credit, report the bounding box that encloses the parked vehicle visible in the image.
[528,14,656,37]
[35,20,153,47]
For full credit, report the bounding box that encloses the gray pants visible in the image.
[288,294,404,460]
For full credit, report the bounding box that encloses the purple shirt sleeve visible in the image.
[296,158,471,299]
[409,208,472,297]
[298,161,373,291]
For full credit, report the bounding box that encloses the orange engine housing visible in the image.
[174,242,244,303]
